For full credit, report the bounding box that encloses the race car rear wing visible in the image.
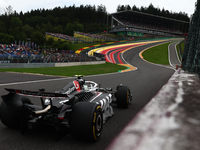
[5,88,68,98]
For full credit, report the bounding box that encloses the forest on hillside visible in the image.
[0,3,190,46]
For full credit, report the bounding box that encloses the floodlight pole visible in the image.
[107,13,108,33]
[107,13,109,33]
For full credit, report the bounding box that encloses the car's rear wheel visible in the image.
[0,94,32,128]
[0,101,19,128]
[70,102,103,142]
[116,86,131,108]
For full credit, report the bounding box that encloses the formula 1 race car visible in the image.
[0,75,132,141]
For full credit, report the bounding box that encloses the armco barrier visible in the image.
[0,61,105,68]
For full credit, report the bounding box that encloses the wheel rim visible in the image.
[96,114,102,131]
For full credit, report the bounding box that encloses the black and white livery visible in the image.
[0,75,132,141]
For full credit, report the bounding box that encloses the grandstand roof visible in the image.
[111,10,189,25]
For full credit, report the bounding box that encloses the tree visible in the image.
[74,22,84,32]
[117,5,126,12]
[0,33,15,44]
[61,42,69,50]
[35,24,41,31]
[0,3,190,46]
[10,17,22,29]
[125,5,131,11]
[52,25,63,33]
[30,31,44,45]
[51,41,60,49]
[132,5,139,11]
[0,21,7,33]
[46,21,53,32]
[5,5,13,15]
[64,23,74,36]
[46,37,54,45]
[23,24,34,37]
[147,3,155,14]
[6,35,15,43]
[9,17,26,41]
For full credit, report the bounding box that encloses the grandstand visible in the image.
[46,32,77,42]
[46,32,117,43]
[74,31,116,42]
[46,10,190,43]
[110,10,189,38]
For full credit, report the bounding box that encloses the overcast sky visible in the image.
[0,0,197,17]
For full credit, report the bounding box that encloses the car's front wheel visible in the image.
[116,86,132,108]
[70,102,103,142]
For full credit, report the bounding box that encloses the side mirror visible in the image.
[106,88,112,91]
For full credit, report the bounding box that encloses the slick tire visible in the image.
[70,102,103,142]
[0,95,32,129]
[0,101,19,128]
[116,86,131,108]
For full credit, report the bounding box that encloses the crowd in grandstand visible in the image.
[0,45,38,58]
[43,52,97,63]
[0,44,99,63]
[0,30,113,63]
[74,31,116,41]
[46,32,116,43]
[114,17,183,35]
[46,32,77,42]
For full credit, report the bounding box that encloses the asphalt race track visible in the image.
[0,40,176,150]
[168,41,182,68]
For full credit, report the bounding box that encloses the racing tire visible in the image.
[70,102,103,142]
[116,86,131,108]
[0,101,19,128]
[0,95,32,129]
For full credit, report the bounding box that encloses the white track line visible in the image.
[121,47,138,71]
[175,43,182,64]
[1,41,178,87]
[0,71,127,87]
[139,42,176,71]
[0,77,68,86]
[168,43,174,68]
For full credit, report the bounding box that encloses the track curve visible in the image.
[169,41,182,68]
[0,40,175,150]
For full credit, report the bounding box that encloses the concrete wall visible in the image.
[0,61,105,68]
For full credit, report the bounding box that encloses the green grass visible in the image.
[180,41,185,54]
[176,43,181,61]
[142,42,173,65]
[0,41,181,76]
[176,41,184,61]
[0,62,127,77]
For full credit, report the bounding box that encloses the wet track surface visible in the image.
[169,41,182,68]
[0,41,175,150]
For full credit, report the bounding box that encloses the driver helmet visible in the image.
[78,79,85,87]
